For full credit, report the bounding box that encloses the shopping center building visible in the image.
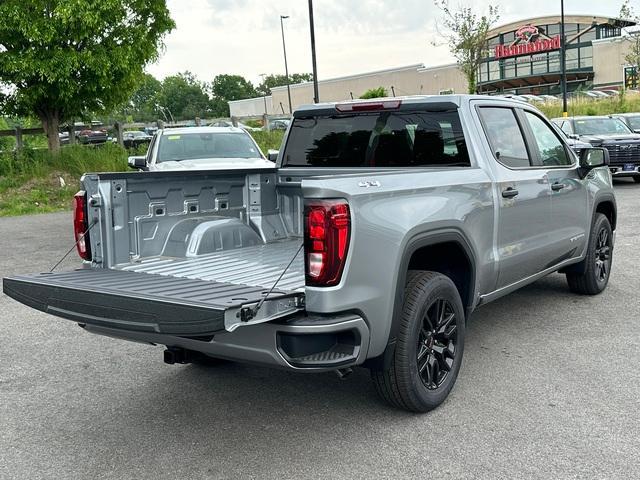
[229,14,637,117]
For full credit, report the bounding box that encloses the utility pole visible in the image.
[280,15,293,114]
[560,0,568,117]
[308,0,320,103]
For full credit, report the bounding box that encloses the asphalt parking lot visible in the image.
[1,179,638,480]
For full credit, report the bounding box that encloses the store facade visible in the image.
[477,15,636,95]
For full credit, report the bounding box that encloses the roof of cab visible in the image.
[294,94,528,114]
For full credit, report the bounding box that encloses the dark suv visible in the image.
[612,113,640,134]
[552,115,640,182]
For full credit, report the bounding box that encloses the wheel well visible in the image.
[407,241,474,310]
[596,201,616,230]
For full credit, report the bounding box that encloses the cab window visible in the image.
[524,112,572,167]
[478,107,531,168]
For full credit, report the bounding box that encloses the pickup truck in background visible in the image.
[4,96,617,412]
[551,115,640,182]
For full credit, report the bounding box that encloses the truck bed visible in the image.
[118,238,305,291]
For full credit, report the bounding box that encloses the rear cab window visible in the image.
[281,106,471,168]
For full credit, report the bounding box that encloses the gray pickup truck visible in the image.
[4,95,617,412]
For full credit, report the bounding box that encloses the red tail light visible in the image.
[304,200,351,287]
[73,191,91,261]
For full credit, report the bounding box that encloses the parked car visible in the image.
[209,120,262,132]
[4,95,617,413]
[77,129,108,145]
[121,130,153,149]
[551,115,640,182]
[127,126,274,171]
[612,113,640,134]
[268,119,291,131]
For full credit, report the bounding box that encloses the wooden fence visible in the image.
[0,114,292,152]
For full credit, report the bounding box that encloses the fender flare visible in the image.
[365,228,478,371]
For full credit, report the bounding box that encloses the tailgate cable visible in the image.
[241,243,304,322]
[49,221,98,273]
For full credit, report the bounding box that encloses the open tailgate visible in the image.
[3,269,304,335]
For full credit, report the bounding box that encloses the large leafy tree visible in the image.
[256,73,314,96]
[156,72,211,121]
[210,74,257,116]
[0,1,174,151]
[433,1,499,94]
[620,0,640,89]
[125,73,162,122]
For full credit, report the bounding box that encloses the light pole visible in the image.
[280,15,293,114]
[308,0,320,103]
[560,0,568,116]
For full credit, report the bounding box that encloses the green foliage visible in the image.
[210,75,257,117]
[360,87,388,99]
[256,73,314,96]
[433,1,499,94]
[119,73,163,122]
[156,72,211,121]
[0,132,285,216]
[249,130,285,153]
[537,94,640,118]
[0,1,175,151]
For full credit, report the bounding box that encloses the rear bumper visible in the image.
[82,311,370,372]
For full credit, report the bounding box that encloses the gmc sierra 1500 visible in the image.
[3,95,617,412]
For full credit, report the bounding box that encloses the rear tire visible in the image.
[371,271,465,412]
[566,213,613,295]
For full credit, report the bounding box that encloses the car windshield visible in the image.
[626,116,640,130]
[128,131,146,138]
[157,132,261,162]
[574,118,632,135]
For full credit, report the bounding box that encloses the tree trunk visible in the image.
[40,111,61,152]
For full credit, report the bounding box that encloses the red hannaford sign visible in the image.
[494,24,561,59]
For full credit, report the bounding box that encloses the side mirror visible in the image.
[267,149,279,162]
[128,155,147,170]
[580,147,609,170]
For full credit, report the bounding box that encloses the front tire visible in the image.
[633,176,640,184]
[372,271,465,412]
[566,213,613,295]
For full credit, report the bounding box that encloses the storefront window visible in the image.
[489,61,500,81]
[548,53,560,73]
[546,24,560,36]
[505,61,516,78]
[579,45,593,69]
[576,26,596,42]
[532,54,548,74]
[517,61,531,77]
[503,32,515,44]
[566,48,579,70]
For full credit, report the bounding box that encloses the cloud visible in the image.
[149,0,624,85]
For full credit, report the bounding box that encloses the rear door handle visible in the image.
[551,182,566,191]
[501,187,519,199]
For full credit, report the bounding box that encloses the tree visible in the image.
[116,73,162,122]
[156,72,211,121]
[620,0,640,89]
[0,1,174,151]
[433,1,499,94]
[360,87,388,99]
[209,74,256,117]
[256,73,314,96]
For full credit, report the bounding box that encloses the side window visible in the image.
[561,121,573,135]
[524,112,572,167]
[478,107,531,168]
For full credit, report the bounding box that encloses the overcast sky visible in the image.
[147,0,628,85]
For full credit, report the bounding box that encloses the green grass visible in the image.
[537,94,640,118]
[0,132,285,217]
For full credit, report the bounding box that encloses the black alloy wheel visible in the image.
[417,298,458,390]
